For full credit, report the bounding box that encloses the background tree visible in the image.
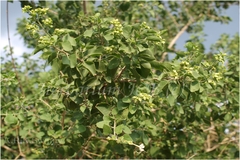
[1,0,239,159]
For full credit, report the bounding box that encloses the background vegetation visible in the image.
[1,0,239,159]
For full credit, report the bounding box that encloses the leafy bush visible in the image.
[1,1,239,159]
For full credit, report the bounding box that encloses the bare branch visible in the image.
[6,2,25,96]
[2,145,18,154]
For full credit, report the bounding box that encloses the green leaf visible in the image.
[62,56,70,65]
[195,103,201,112]
[156,80,168,92]
[147,36,161,41]
[122,108,129,118]
[108,57,120,69]
[161,62,172,71]
[168,82,180,98]
[84,29,93,37]
[194,54,205,64]
[119,2,130,11]
[137,44,147,52]
[185,42,193,51]
[141,62,151,69]
[62,41,73,51]
[119,43,132,54]
[4,114,18,125]
[47,129,55,136]
[82,61,97,76]
[123,25,132,39]
[116,124,124,134]
[178,106,184,114]
[224,113,232,121]
[167,94,176,107]
[103,124,112,135]
[85,47,104,59]
[190,81,200,92]
[191,71,200,79]
[142,132,149,145]
[96,120,111,128]
[150,146,160,156]
[32,44,46,55]
[150,60,164,71]
[77,124,86,133]
[84,77,100,87]
[139,49,155,61]
[69,54,77,68]
[96,105,111,116]
[122,96,131,103]
[123,133,133,142]
[123,125,131,134]
[104,33,114,41]
[123,56,131,65]
[58,138,65,144]
[68,36,76,46]
[39,113,53,122]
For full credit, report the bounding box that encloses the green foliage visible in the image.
[1,0,239,159]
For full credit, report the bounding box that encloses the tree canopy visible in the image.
[1,0,239,159]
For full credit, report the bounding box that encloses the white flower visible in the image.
[138,143,145,152]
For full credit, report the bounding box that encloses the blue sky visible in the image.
[1,1,239,63]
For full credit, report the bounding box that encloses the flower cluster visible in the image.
[22,5,32,13]
[214,52,227,63]
[42,18,53,27]
[132,92,155,108]
[110,19,123,36]
[140,22,150,29]
[26,24,38,34]
[38,36,54,45]
[169,70,179,79]
[133,93,151,102]
[212,72,222,81]
[208,79,216,86]
[201,61,210,67]
[54,28,65,35]
[107,135,145,152]
[104,46,114,53]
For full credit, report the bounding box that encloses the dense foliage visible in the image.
[1,1,239,159]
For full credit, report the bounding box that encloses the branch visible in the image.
[160,13,203,62]
[6,2,25,97]
[15,127,26,159]
[160,20,192,62]
[162,2,180,29]
[2,145,18,154]
[83,1,87,15]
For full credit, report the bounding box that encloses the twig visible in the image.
[15,127,26,159]
[2,145,18,154]
[83,1,87,15]
[187,153,198,160]
[6,2,25,97]
[113,120,116,136]
[160,3,203,62]
[162,2,180,29]
[40,99,53,109]
[160,20,192,62]
[114,66,126,82]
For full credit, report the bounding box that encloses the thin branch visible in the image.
[160,13,203,62]
[187,153,198,160]
[160,20,192,62]
[83,1,87,15]
[114,66,126,82]
[162,2,180,29]
[2,145,18,154]
[15,127,26,158]
[40,99,53,109]
[6,2,25,97]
